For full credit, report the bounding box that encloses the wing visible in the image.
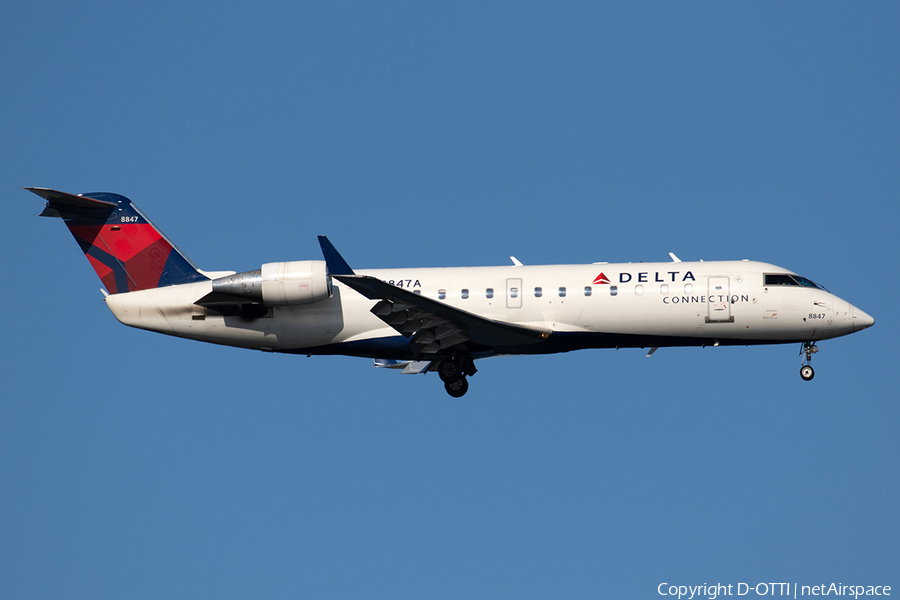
[318,236,551,358]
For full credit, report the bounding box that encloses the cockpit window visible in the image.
[794,276,827,290]
[765,274,795,286]
[764,273,827,291]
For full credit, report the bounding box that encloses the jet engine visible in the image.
[203,260,332,307]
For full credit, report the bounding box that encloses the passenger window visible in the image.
[534,287,542,298]
[461,289,469,299]
[510,288,519,298]
[584,286,592,296]
[413,290,421,295]
[486,288,494,299]
[635,284,644,296]
[684,283,693,294]
[438,289,446,300]
[559,287,566,297]
[610,285,618,296]
[660,284,669,295]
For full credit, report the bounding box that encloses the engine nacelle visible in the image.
[261,260,332,306]
[209,260,332,306]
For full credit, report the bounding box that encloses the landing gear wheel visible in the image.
[799,341,819,381]
[444,377,469,398]
[438,359,462,383]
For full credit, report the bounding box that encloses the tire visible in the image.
[438,360,462,383]
[444,377,469,398]
[800,365,815,381]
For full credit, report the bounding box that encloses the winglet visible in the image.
[317,236,355,276]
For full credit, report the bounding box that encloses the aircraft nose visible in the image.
[852,306,875,332]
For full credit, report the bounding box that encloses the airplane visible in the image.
[29,187,875,397]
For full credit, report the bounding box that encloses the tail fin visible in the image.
[29,187,209,294]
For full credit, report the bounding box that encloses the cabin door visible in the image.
[707,277,733,323]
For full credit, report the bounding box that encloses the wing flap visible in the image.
[372,359,434,374]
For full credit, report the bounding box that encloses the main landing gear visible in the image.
[444,377,469,398]
[800,341,819,381]
[436,356,476,397]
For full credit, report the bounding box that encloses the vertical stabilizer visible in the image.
[29,187,208,294]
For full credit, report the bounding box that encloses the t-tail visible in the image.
[29,187,208,293]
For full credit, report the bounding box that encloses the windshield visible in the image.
[764,273,828,292]
[793,276,827,291]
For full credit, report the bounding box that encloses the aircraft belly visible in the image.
[174,317,280,349]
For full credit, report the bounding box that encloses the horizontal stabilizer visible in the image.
[27,187,118,218]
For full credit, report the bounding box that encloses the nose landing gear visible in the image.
[800,341,818,381]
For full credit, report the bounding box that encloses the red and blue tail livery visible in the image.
[29,187,207,294]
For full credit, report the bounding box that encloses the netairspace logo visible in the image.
[657,583,892,599]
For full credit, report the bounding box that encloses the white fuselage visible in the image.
[104,260,871,359]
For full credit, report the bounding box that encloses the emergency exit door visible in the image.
[507,278,522,308]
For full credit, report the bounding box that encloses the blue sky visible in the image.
[2,2,898,598]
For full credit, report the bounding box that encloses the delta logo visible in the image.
[592,270,696,284]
